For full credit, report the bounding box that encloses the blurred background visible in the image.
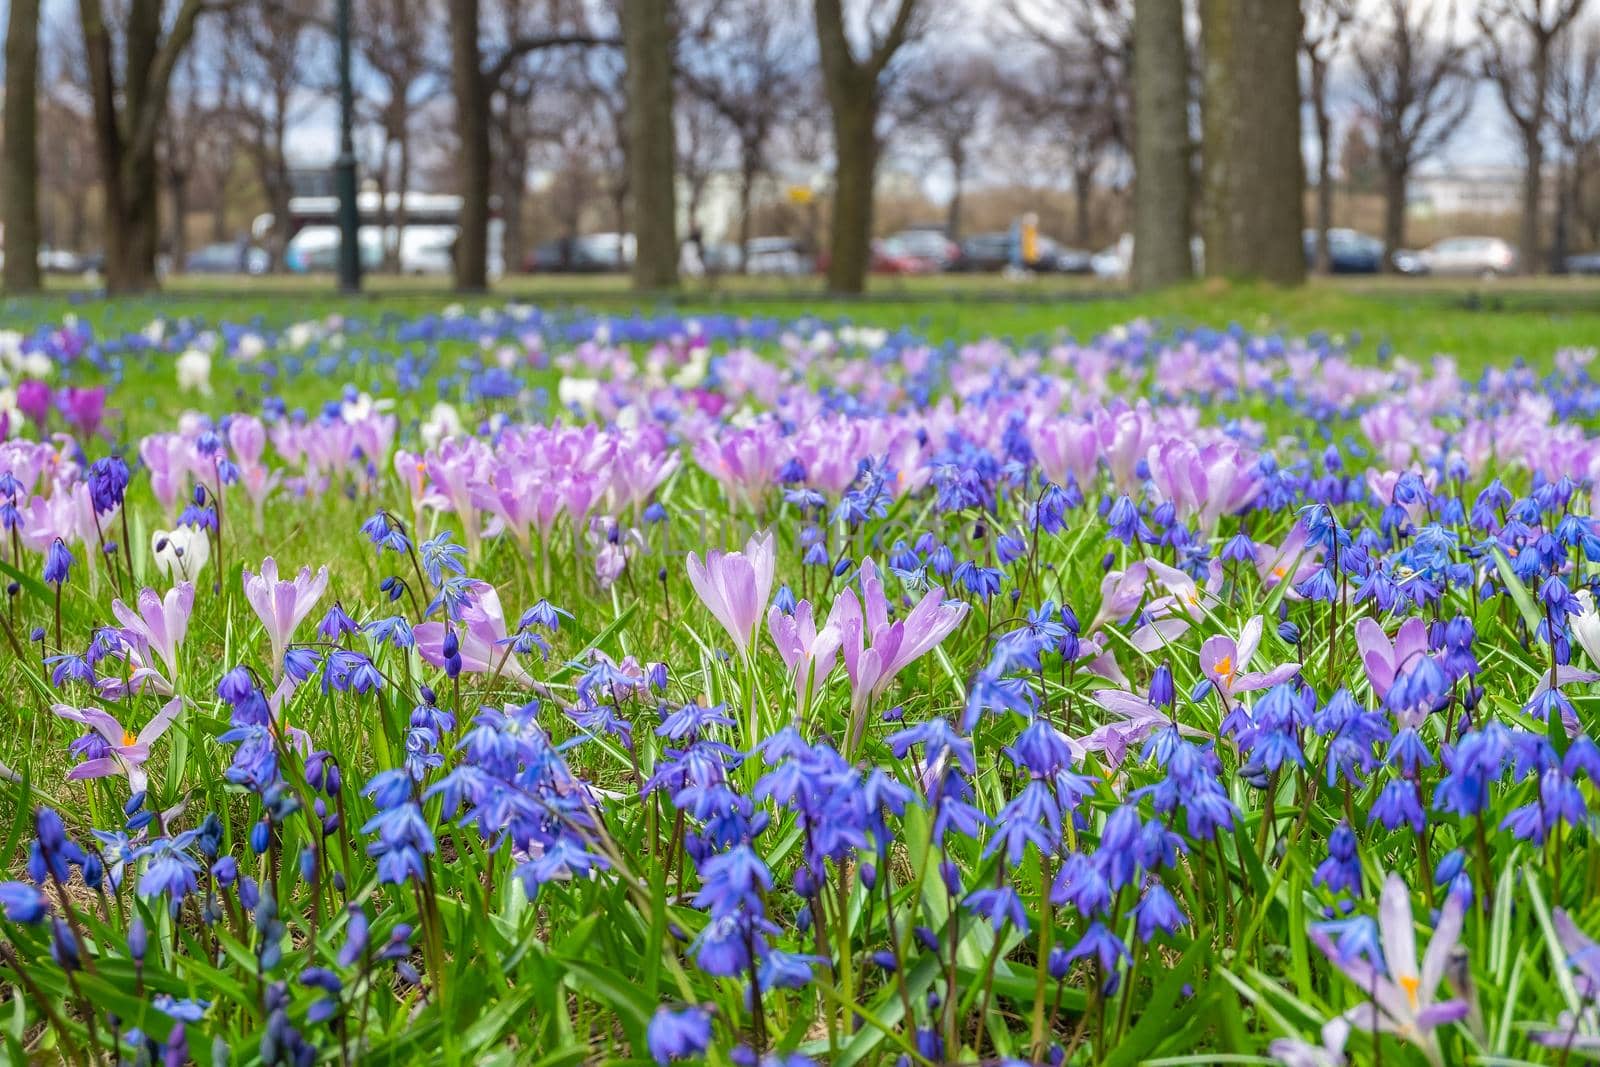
[0,0,1594,293]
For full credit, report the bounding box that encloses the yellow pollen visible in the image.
[1399,973,1420,1010]
[1215,655,1233,680]
[415,461,426,474]
[122,729,137,747]
[1272,565,1287,579]
[1185,592,1200,605]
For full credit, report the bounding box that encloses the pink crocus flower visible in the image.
[686,531,776,657]
[1354,617,1430,701]
[831,557,969,716]
[110,582,194,681]
[1146,437,1262,533]
[766,599,845,713]
[243,557,329,681]
[1309,872,1468,1064]
[1254,521,1323,596]
[1081,690,1196,766]
[1199,615,1299,700]
[414,580,540,689]
[52,698,184,796]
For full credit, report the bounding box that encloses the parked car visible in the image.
[38,247,88,274]
[1092,234,1206,279]
[814,239,937,276]
[526,232,635,273]
[1033,236,1094,274]
[1419,236,1517,277]
[1302,228,1382,273]
[1566,251,1600,274]
[884,229,959,270]
[871,237,940,274]
[743,237,812,276]
[950,233,1014,272]
[184,242,271,275]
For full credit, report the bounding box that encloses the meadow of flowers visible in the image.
[1,303,1599,1065]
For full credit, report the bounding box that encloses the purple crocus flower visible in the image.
[1199,615,1300,701]
[56,385,106,440]
[1308,871,1469,1061]
[15,379,51,426]
[685,530,776,657]
[242,557,330,681]
[51,698,185,796]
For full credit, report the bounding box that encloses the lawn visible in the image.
[0,281,1598,1065]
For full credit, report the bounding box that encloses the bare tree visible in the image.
[1551,23,1600,257]
[1133,0,1192,289]
[813,0,923,293]
[450,0,619,291]
[5,0,43,292]
[680,0,808,267]
[1000,0,1131,248]
[356,0,443,271]
[222,1,322,271]
[1480,0,1588,273]
[1351,0,1475,270]
[675,90,731,248]
[78,0,218,291]
[1302,0,1354,274]
[894,52,994,240]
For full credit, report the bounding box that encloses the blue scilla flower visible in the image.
[418,530,466,585]
[1132,881,1187,941]
[1369,777,1426,834]
[43,538,73,585]
[964,884,1030,935]
[1312,821,1362,896]
[648,1006,712,1064]
[360,511,413,554]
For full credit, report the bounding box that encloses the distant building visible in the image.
[1408,165,1528,218]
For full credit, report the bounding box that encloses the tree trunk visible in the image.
[946,144,964,239]
[109,152,163,292]
[737,143,758,274]
[501,139,528,276]
[1312,56,1333,274]
[1133,0,1193,290]
[1381,161,1407,273]
[1073,164,1093,247]
[622,0,678,290]
[450,0,490,292]
[827,94,877,293]
[1521,129,1543,275]
[168,165,188,274]
[395,126,412,273]
[4,0,43,293]
[1199,0,1304,284]
[1554,160,1572,272]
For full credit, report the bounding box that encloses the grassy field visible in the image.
[3,278,1600,1064]
[13,274,1600,373]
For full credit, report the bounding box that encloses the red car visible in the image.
[816,238,940,276]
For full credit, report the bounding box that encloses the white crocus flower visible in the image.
[1572,590,1600,669]
[421,402,465,449]
[152,525,211,584]
[176,349,212,395]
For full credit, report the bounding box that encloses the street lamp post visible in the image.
[335,0,362,293]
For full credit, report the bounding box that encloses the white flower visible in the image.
[176,349,212,395]
[284,322,316,349]
[236,333,266,362]
[143,319,166,344]
[340,391,394,424]
[421,403,464,449]
[559,378,602,412]
[152,525,210,584]
[1572,590,1600,670]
